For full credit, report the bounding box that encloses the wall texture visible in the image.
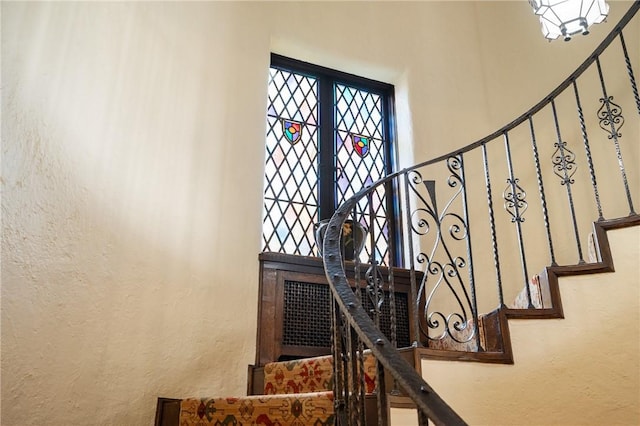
[1,1,636,425]
[2,3,271,425]
[422,226,640,425]
[0,2,488,424]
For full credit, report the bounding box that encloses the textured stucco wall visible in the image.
[0,2,491,424]
[2,3,271,425]
[422,226,640,425]
[2,1,636,425]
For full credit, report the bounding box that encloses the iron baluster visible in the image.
[572,80,604,222]
[346,324,361,426]
[481,143,505,307]
[528,116,557,266]
[342,214,360,426]
[418,410,430,426]
[375,355,389,426]
[388,263,398,350]
[330,298,348,426]
[595,57,636,215]
[352,207,367,426]
[366,262,384,329]
[456,154,482,351]
[410,168,475,347]
[503,131,533,308]
[619,32,640,115]
[353,206,364,305]
[340,309,354,424]
[357,339,366,426]
[550,99,585,264]
[387,253,401,395]
[345,319,354,425]
[366,192,384,330]
[597,96,625,138]
[403,170,421,346]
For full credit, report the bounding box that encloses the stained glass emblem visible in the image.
[282,119,303,145]
[351,134,370,158]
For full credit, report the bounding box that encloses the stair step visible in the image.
[159,353,382,425]
[263,353,376,395]
[178,391,335,425]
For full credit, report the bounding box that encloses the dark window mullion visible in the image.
[318,75,335,221]
[382,88,401,267]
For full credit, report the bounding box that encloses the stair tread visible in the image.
[264,352,376,395]
[179,391,335,425]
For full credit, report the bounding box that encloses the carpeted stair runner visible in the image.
[176,353,377,425]
[167,276,546,425]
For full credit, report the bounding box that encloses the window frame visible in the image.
[266,53,401,265]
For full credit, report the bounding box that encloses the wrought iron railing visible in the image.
[322,2,640,424]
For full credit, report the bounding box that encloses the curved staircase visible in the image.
[157,2,640,424]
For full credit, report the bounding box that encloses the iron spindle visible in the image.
[457,154,482,351]
[386,243,401,395]
[357,338,366,426]
[481,143,506,307]
[353,206,365,308]
[344,294,361,426]
[572,80,604,221]
[353,207,367,425]
[367,191,382,328]
[330,299,348,426]
[595,57,636,215]
[550,99,585,264]
[503,132,534,308]
[345,320,356,425]
[403,171,421,346]
[340,314,351,425]
[528,116,557,266]
[387,255,398,349]
[619,32,640,115]
[376,357,389,426]
[418,410,430,426]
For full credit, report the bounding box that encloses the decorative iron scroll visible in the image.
[551,141,578,185]
[407,156,475,345]
[365,263,385,319]
[597,95,625,139]
[503,178,528,223]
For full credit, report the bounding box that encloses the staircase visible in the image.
[157,2,639,425]
[156,353,380,425]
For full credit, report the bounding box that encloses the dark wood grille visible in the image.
[283,280,332,347]
[362,289,410,348]
[283,280,410,349]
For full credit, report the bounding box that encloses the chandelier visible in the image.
[529,0,610,41]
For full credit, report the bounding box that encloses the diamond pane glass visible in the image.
[262,68,319,255]
[335,84,389,264]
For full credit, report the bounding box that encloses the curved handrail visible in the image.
[322,1,640,424]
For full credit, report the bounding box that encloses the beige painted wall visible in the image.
[0,2,490,424]
[422,226,640,425]
[2,3,272,425]
[1,1,636,425]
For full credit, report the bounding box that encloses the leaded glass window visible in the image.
[262,54,397,264]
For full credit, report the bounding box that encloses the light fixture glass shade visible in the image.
[529,0,609,41]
